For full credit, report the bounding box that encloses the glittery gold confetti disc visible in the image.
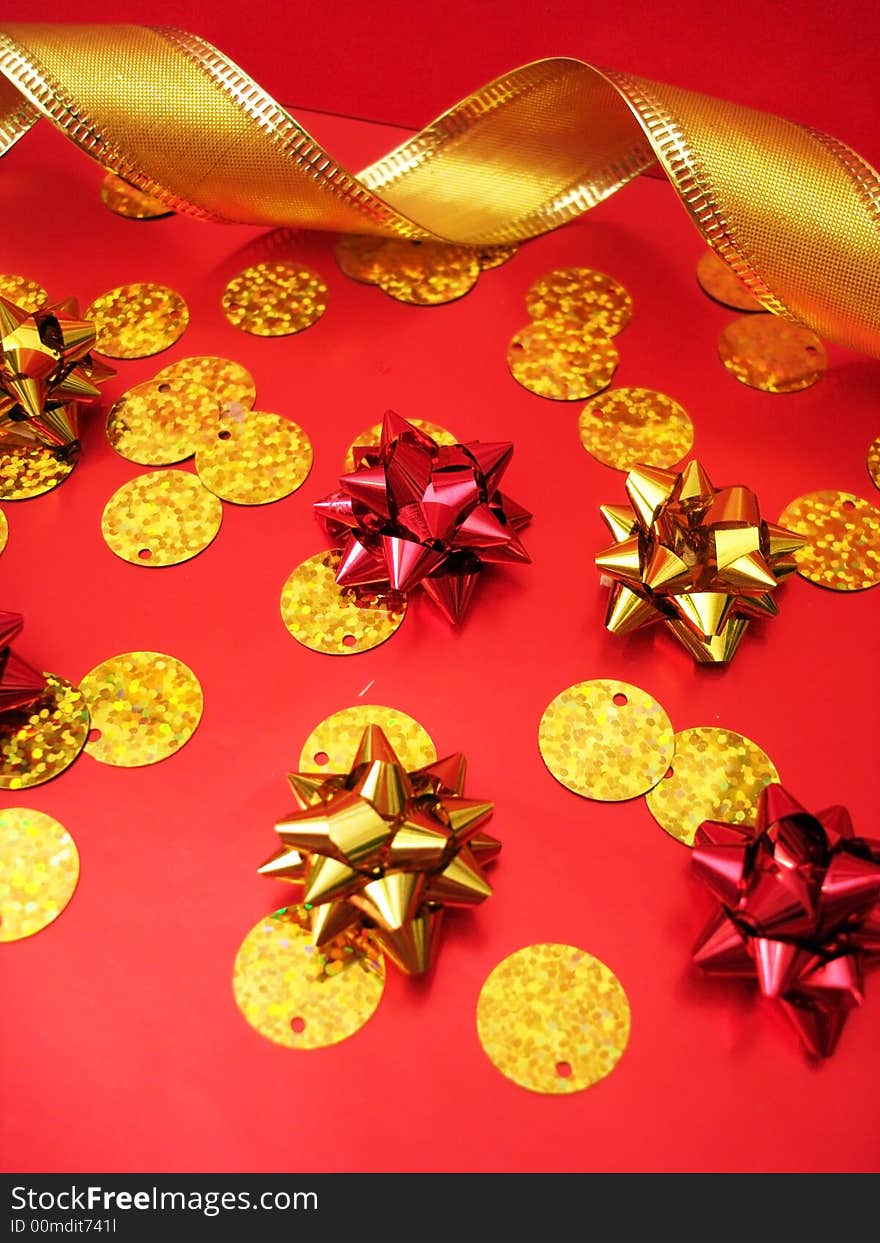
[717,315,827,392]
[695,250,763,312]
[525,268,633,337]
[154,356,257,413]
[778,490,880,591]
[0,808,79,941]
[507,320,618,401]
[86,283,189,359]
[476,243,519,270]
[233,905,385,1049]
[0,674,90,790]
[578,387,693,470]
[0,445,75,499]
[106,380,220,466]
[0,508,7,553]
[299,705,436,773]
[375,240,480,305]
[477,944,631,1094]
[868,438,880,493]
[280,550,406,654]
[645,726,779,846]
[194,410,313,505]
[343,419,457,472]
[539,679,674,801]
[221,263,328,336]
[79,651,203,767]
[100,172,173,220]
[334,235,389,284]
[102,470,222,566]
[0,273,47,313]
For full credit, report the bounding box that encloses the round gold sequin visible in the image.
[334,235,389,284]
[375,240,480,305]
[477,943,631,1095]
[343,419,457,472]
[100,172,173,221]
[233,905,385,1049]
[476,243,519,270]
[0,674,90,790]
[525,268,632,337]
[195,410,313,505]
[507,320,618,401]
[0,809,79,941]
[0,508,7,554]
[280,549,406,655]
[578,387,693,470]
[0,274,47,313]
[778,490,880,591]
[645,726,779,846]
[0,446,75,499]
[79,651,203,767]
[717,315,827,392]
[221,263,328,336]
[299,705,436,773]
[101,470,222,567]
[868,438,880,493]
[86,283,189,359]
[539,679,674,802]
[695,250,763,312]
[106,380,220,466]
[154,356,257,413]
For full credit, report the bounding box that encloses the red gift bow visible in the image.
[692,784,880,1057]
[0,611,46,713]
[315,411,531,624]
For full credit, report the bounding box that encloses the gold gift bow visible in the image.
[1,24,879,356]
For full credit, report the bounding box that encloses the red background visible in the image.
[2,7,880,1173]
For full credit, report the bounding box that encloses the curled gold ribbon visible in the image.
[1,24,879,356]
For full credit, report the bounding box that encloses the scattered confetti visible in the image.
[280,549,406,654]
[153,356,257,413]
[0,808,79,941]
[0,445,75,500]
[106,379,220,466]
[778,490,880,591]
[86,283,189,359]
[507,320,618,400]
[374,241,480,305]
[221,263,328,336]
[195,410,312,505]
[101,470,223,566]
[525,267,632,337]
[695,250,763,312]
[578,387,693,470]
[0,274,47,313]
[100,172,173,220]
[0,674,90,790]
[718,315,826,392]
[299,705,435,773]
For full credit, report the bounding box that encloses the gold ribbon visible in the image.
[1,24,879,356]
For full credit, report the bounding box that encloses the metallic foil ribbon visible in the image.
[0,25,878,355]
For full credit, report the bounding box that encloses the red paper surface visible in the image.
[1,99,880,1173]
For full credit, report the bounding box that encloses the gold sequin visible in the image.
[86,283,189,359]
[507,320,618,401]
[525,268,632,337]
[195,410,313,505]
[100,172,173,220]
[0,445,75,500]
[645,726,779,846]
[233,905,385,1049]
[717,314,827,392]
[0,674,90,790]
[778,490,880,591]
[477,943,631,1094]
[334,235,389,284]
[695,250,763,312]
[221,263,328,336]
[102,470,222,566]
[539,679,674,801]
[154,356,257,413]
[0,508,7,554]
[578,387,693,470]
[375,240,479,305]
[0,808,79,941]
[299,705,436,773]
[280,549,406,654]
[868,438,880,493]
[476,243,518,270]
[0,273,47,313]
[106,380,220,466]
[79,651,203,767]
[343,419,457,472]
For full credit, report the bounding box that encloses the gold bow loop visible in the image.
[1,24,879,356]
